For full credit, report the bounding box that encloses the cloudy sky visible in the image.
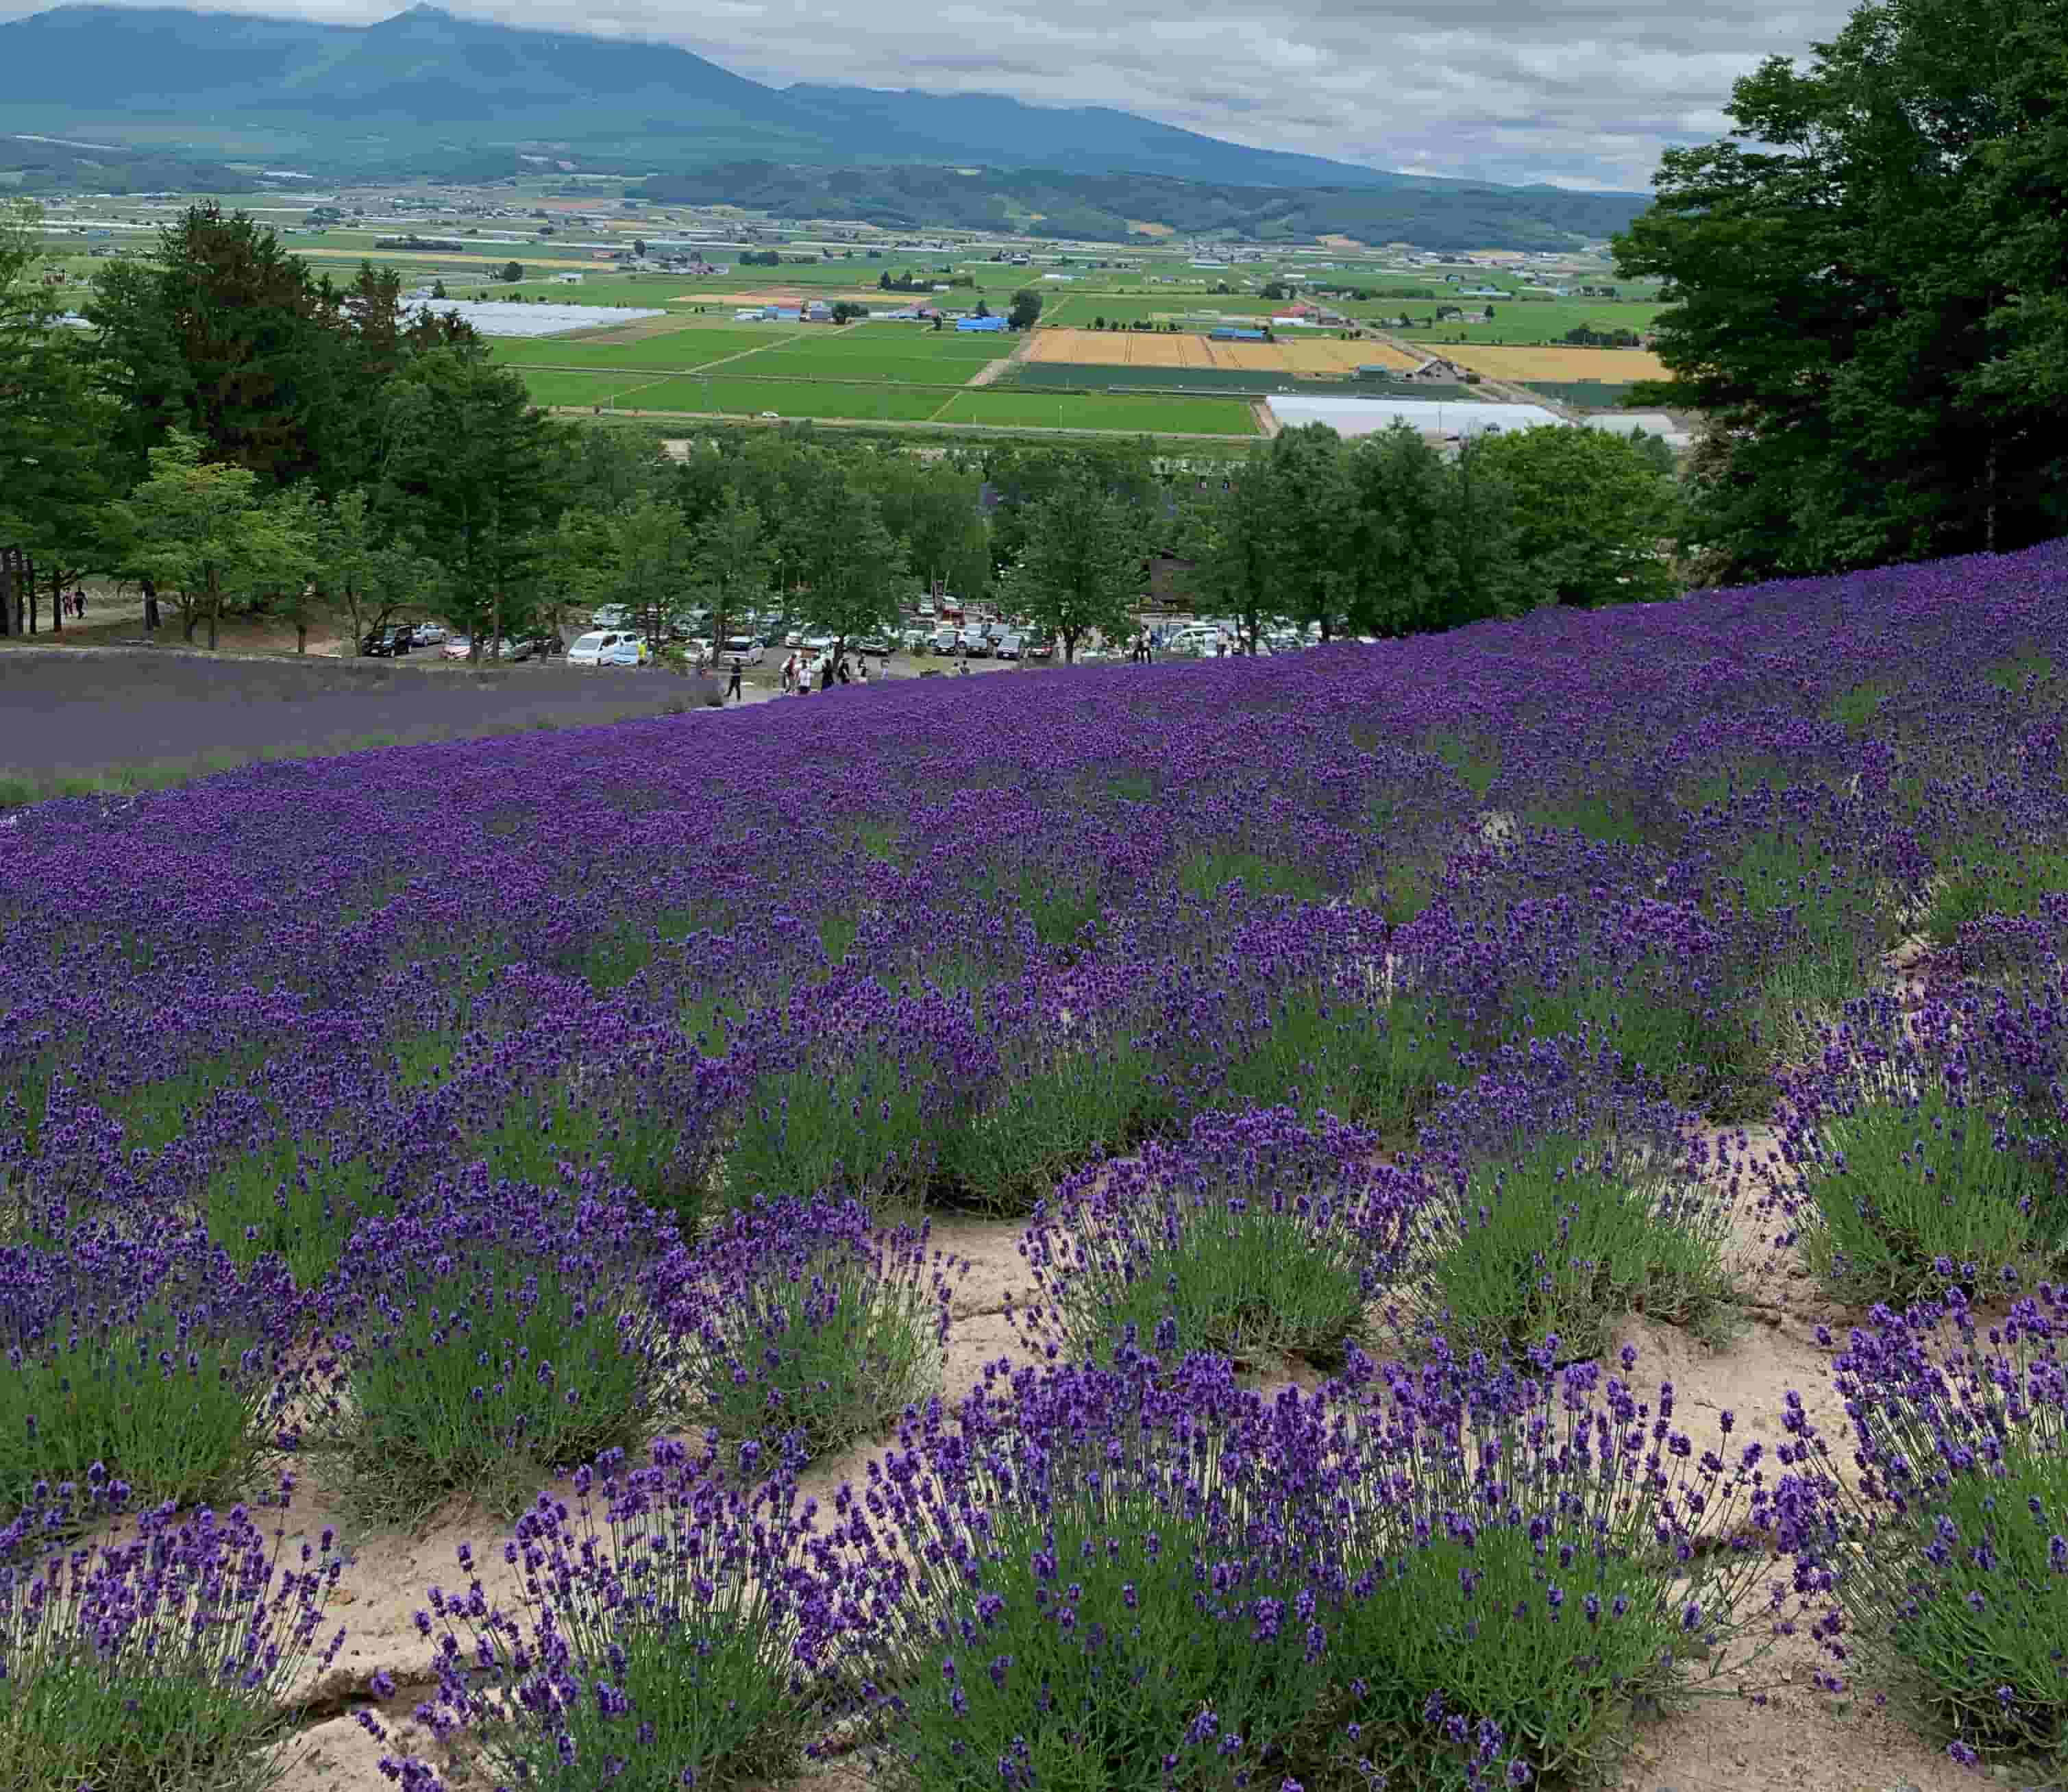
[11,0,1856,189]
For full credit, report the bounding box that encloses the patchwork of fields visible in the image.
[1026,327,1418,376]
[1437,343,1671,382]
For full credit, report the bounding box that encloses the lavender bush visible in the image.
[0,1225,298,1513]
[1817,1287,2068,1767]
[0,1473,346,1792]
[1020,1108,1416,1368]
[301,1166,678,1519]
[653,1197,964,1461]
[416,1440,822,1792]
[809,1340,1836,1791]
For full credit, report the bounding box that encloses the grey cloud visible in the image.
[12,0,1858,188]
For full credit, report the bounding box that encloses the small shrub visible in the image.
[1021,1108,1414,1368]
[419,1440,822,1792]
[653,1197,962,1462]
[0,1475,346,1792]
[1407,1135,1734,1362]
[204,1138,390,1286]
[1817,1287,2068,1766]
[1175,847,1329,903]
[1924,843,2068,946]
[303,1167,677,1521]
[0,1227,297,1513]
[1825,679,1892,731]
[1788,1077,2067,1305]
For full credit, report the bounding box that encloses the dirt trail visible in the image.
[965,329,1037,389]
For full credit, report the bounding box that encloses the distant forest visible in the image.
[0,134,258,195]
[632,163,1649,249]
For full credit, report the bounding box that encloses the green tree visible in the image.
[793,471,902,662]
[693,489,777,670]
[315,487,441,652]
[1473,425,1681,608]
[113,432,317,649]
[1,199,122,637]
[1008,289,1044,331]
[430,279,447,300]
[381,352,563,659]
[852,453,989,600]
[86,204,347,487]
[1254,425,1357,639]
[1341,421,1481,637]
[1614,0,2068,576]
[999,465,1142,664]
[501,262,524,284]
[587,493,696,660]
[1192,458,1281,653]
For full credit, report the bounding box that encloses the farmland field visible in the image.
[1437,343,1670,381]
[489,328,805,370]
[935,389,1259,432]
[602,374,955,419]
[514,367,672,406]
[1024,328,1416,377]
[4,542,2060,1792]
[1379,297,1666,343]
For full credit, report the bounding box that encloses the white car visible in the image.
[411,622,447,646]
[758,410,780,419]
[719,635,765,667]
[570,629,645,666]
[590,605,630,628]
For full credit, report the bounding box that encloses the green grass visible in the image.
[489,328,806,369]
[1378,298,1665,343]
[622,376,954,420]
[755,351,1006,386]
[936,389,1259,434]
[516,368,672,408]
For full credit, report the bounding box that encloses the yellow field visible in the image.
[1317,234,1368,250]
[1127,219,1174,237]
[1205,339,1418,374]
[1440,345,1669,382]
[1027,328,1418,375]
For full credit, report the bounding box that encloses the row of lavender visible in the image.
[3,541,2067,1784]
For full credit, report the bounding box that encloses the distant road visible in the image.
[543,404,1256,441]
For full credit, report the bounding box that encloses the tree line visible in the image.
[0,199,1687,668]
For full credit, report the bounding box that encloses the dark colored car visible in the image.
[359,624,414,657]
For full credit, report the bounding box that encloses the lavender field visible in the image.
[4,543,2067,1792]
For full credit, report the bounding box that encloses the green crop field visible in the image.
[608,376,953,421]
[489,329,804,370]
[517,369,674,407]
[938,390,1258,434]
[1377,298,1664,344]
[756,348,1003,386]
[1037,294,1277,327]
[828,326,1016,358]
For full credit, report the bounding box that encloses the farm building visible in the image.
[1209,328,1268,342]
[556,273,584,285]
[761,306,802,322]
[956,315,1008,332]
[1264,395,1564,440]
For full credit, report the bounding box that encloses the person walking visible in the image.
[726,653,743,705]
[856,658,871,687]
[819,655,835,693]
[835,656,851,685]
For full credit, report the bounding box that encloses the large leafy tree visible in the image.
[87,204,347,487]
[1191,456,1283,652]
[1,199,121,636]
[693,490,777,667]
[1471,426,1681,609]
[380,353,565,659]
[1614,0,2068,578]
[792,470,902,660]
[1253,425,1359,640]
[1000,464,1142,664]
[113,432,318,650]
[587,493,697,660]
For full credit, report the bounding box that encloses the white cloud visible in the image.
[3,0,1858,188]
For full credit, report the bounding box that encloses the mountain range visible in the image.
[0,3,1651,245]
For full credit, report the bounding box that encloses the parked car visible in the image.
[571,629,643,666]
[410,622,447,646]
[937,596,964,622]
[959,625,991,657]
[359,624,413,657]
[758,410,780,419]
[994,632,1024,660]
[719,635,766,667]
[902,627,933,654]
[1028,637,1055,661]
[931,626,961,654]
[802,634,834,655]
[590,605,630,629]
[915,598,936,619]
[857,635,894,657]
[441,636,474,661]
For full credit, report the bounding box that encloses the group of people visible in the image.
[60,588,87,620]
[778,650,872,696]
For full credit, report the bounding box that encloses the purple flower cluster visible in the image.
[1812,1287,2068,1763]
[0,1471,345,1785]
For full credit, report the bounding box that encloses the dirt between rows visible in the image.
[269,1121,1980,1792]
[0,647,717,783]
